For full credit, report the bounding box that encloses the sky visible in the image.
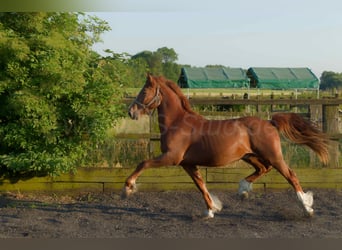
[89,0,342,77]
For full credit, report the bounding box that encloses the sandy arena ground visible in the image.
[0,189,341,238]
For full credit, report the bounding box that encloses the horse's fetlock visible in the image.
[121,181,137,199]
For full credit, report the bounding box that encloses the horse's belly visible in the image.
[182,137,247,166]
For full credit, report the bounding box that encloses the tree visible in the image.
[131,47,180,83]
[0,12,124,177]
[103,49,148,88]
[156,47,178,64]
[320,71,342,90]
[131,50,163,76]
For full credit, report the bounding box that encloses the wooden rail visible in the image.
[124,97,342,106]
[1,167,342,193]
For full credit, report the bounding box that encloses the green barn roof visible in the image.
[178,67,249,88]
[247,67,319,89]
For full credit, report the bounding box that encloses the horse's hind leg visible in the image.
[272,159,314,216]
[182,165,222,218]
[239,154,272,198]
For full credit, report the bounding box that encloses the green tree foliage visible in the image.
[131,47,180,82]
[320,71,342,90]
[102,49,148,88]
[0,12,125,176]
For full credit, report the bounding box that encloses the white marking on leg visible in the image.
[297,191,314,216]
[209,193,222,212]
[203,193,222,219]
[238,179,253,197]
[205,209,215,219]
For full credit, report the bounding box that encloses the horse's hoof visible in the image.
[306,210,314,217]
[121,187,129,199]
[240,191,249,200]
[304,208,314,218]
[121,184,137,199]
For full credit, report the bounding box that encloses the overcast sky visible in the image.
[90,0,342,77]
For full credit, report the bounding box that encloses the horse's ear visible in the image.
[146,72,152,82]
[146,73,156,86]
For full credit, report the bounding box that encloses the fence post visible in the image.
[322,104,340,167]
[309,104,322,128]
[322,104,339,134]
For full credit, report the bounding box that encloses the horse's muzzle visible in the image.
[128,105,140,120]
[128,109,137,120]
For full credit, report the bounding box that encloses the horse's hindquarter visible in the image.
[181,119,252,166]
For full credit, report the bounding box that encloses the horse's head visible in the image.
[128,74,162,120]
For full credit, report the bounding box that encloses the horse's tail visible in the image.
[271,113,330,165]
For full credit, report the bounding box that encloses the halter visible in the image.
[133,86,161,112]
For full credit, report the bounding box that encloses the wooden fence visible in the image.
[0,96,341,193]
[1,167,342,194]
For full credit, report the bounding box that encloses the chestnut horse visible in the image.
[123,74,329,218]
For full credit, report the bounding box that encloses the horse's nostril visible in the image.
[128,109,138,120]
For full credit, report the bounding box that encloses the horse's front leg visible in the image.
[121,160,148,198]
[122,152,181,198]
[182,165,222,218]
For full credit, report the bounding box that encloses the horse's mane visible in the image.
[161,77,199,116]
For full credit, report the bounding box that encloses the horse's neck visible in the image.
[157,86,186,132]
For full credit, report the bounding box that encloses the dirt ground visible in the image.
[0,188,341,238]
